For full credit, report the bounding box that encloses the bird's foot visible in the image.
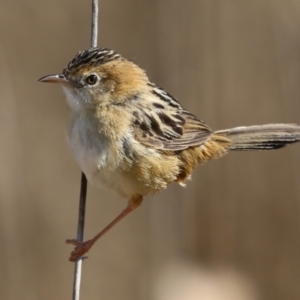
[66,238,94,262]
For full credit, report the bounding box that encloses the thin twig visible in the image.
[72,1,98,300]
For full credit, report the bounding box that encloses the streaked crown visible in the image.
[63,47,122,75]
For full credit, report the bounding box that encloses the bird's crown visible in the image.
[63,47,122,74]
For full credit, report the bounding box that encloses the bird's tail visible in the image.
[214,124,300,151]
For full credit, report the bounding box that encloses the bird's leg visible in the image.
[66,194,143,261]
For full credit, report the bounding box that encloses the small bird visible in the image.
[39,47,300,261]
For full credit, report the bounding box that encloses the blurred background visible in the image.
[1,1,300,299]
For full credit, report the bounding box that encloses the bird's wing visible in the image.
[130,84,212,151]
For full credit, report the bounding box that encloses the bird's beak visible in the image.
[38,74,82,88]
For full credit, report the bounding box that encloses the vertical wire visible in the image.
[72,1,98,300]
[72,174,87,300]
[91,0,99,48]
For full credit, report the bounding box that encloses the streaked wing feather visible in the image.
[131,84,212,151]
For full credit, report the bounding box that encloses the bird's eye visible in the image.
[85,74,99,85]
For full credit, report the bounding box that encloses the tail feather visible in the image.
[215,124,300,151]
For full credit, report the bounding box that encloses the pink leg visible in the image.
[66,194,143,261]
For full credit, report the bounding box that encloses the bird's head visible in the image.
[39,48,148,112]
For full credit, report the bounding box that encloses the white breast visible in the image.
[66,111,145,199]
[63,86,154,199]
[67,112,110,184]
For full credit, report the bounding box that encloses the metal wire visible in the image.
[72,1,98,299]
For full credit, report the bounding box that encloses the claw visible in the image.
[66,239,94,262]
